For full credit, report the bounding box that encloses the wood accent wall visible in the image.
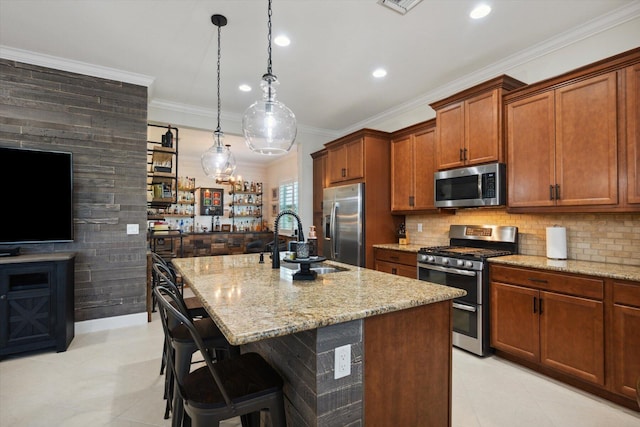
[0,59,148,321]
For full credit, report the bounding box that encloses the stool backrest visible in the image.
[153,285,236,411]
[152,262,189,318]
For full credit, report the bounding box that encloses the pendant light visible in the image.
[201,14,237,180]
[242,0,297,155]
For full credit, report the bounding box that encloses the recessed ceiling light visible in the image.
[372,68,387,78]
[239,84,251,92]
[470,4,491,19]
[274,35,290,47]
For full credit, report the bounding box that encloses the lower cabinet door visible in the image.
[540,291,605,386]
[612,303,640,399]
[490,282,539,362]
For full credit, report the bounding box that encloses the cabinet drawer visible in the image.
[374,249,416,266]
[376,260,417,279]
[490,265,603,300]
[612,280,640,307]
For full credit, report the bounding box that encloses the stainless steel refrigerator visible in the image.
[322,183,365,267]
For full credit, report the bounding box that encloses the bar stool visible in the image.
[152,263,235,423]
[154,285,286,427]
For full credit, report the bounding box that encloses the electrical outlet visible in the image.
[126,224,139,235]
[334,344,351,379]
[417,223,423,232]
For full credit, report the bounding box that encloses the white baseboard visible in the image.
[75,312,148,334]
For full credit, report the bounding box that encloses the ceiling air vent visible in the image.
[378,0,423,15]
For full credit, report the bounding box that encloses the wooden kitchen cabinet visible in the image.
[506,72,618,209]
[312,149,328,257]
[610,279,640,401]
[430,75,525,170]
[505,48,640,212]
[374,248,417,279]
[490,265,605,386]
[327,136,364,184]
[320,129,396,269]
[626,63,640,205]
[390,119,436,212]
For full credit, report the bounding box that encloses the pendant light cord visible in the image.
[216,22,222,136]
[267,0,273,76]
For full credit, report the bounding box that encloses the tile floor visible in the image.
[1,314,638,427]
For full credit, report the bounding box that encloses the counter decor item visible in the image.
[546,225,567,260]
[397,223,407,245]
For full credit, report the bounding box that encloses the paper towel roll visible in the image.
[546,226,567,260]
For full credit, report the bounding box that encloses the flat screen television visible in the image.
[0,146,74,244]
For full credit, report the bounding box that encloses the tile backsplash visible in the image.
[404,209,640,266]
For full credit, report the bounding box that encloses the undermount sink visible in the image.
[309,265,349,274]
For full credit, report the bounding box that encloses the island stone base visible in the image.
[243,300,452,426]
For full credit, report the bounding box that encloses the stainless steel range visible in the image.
[417,225,518,356]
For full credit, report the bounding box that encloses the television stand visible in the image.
[0,252,76,358]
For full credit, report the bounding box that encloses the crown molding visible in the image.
[342,1,640,134]
[0,45,155,88]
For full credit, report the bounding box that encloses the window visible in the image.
[278,181,298,232]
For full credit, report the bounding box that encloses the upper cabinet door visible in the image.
[327,137,364,184]
[390,135,414,211]
[412,127,436,210]
[555,72,618,206]
[465,89,500,166]
[507,91,556,208]
[626,63,640,205]
[435,102,465,170]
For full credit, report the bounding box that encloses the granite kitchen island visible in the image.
[171,254,465,426]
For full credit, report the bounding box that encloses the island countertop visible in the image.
[171,254,465,345]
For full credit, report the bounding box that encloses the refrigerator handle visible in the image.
[330,202,338,260]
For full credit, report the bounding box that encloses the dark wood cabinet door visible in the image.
[465,89,500,165]
[413,127,436,210]
[540,291,605,386]
[506,91,556,207]
[375,260,417,279]
[555,72,618,206]
[611,279,640,399]
[626,63,640,205]
[312,151,327,213]
[327,144,347,184]
[436,101,465,170]
[345,137,364,181]
[490,282,539,362]
[390,135,413,211]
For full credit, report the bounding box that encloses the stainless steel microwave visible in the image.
[434,163,506,208]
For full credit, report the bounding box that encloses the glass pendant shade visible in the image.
[201,131,236,179]
[243,75,296,155]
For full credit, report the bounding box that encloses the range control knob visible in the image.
[456,259,464,267]
[427,255,435,263]
[465,261,474,268]
[441,258,449,265]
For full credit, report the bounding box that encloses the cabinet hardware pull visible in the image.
[391,268,397,274]
[463,148,468,161]
[459,148,464,161]
[390,256,399,260]
[528,278,548,283]
[409,196,414,207]
[539,298,544,314]
[549,185,554,200]
[341,168,346,177]
[533,297,537,313]
[555,184,560,200]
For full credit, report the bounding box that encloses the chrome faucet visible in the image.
[272,209,304,269]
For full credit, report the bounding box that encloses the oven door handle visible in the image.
[452,302,477,312]
[419,263,477,277]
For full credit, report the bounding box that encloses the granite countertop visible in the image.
[489,255,640,282]
[373,243,423,253]
[171,254,465,345]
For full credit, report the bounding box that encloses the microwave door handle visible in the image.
[478,174,483,198]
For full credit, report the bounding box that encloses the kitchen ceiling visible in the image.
[1,0,638,164]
